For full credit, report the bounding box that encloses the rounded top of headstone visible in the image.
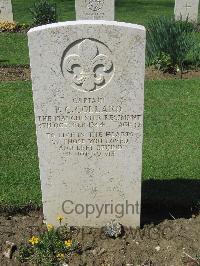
[28,20,146,35]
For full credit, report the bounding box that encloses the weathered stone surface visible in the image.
[0,0,13,22]
[28,21,146,228]
[103,220,122,238]
[3,241,16,259]
[174,0,199,22]
[75,0,115,20]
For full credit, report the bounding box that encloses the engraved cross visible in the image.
[184,2,192,11]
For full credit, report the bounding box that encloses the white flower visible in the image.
[155,246,161,251]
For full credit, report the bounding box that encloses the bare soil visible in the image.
[0,210,199,266]
[0,66,200,82]
[145,67,200,80]
[0,66,30,82]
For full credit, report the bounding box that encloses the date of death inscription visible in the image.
[36,97,143,158]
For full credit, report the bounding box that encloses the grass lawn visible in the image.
[0,33,29,66]
[1,0,199,66]
[12,0,176,25]
[0,79,199,208]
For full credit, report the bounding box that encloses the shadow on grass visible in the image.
[0,60,9,63]
[1,179,199,226]
[141,179,200,225]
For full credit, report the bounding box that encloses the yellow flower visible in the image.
[64,239,72,248]
[56,253,64,260]
[0,21,16,31]
[29,236,40,245]
[47,224,54,231]
[57,215,64,223]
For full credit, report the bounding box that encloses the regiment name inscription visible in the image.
[36,97,142,158]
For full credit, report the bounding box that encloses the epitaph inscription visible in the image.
[28,21,146,228]
[37,103,142,159]
[75,0,115,20]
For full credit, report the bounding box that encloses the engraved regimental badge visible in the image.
[86,0,104,11]
[61,39,114,92]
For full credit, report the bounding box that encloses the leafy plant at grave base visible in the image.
[151,52,175,73]
[146,16,199,77]
[18,216,80,265]
[30,0,57,26]
[187,38,200,70]
[17,23,31,31]
[194,249,200,263]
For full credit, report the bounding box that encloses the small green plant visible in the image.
[30,0,57,26]
[194,250,200,264]
[146,16,199,77]
[151,52,176,73]
[17,23,30,30]
[190,41,200,70]
[18,216,80,265]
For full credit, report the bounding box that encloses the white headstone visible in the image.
[28,21,146,228]
[75,0,115,20]
[174,0,199,22]
[0,0,13,22]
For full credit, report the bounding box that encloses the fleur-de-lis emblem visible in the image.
[86,0,104,11]
[63,39,113,92]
